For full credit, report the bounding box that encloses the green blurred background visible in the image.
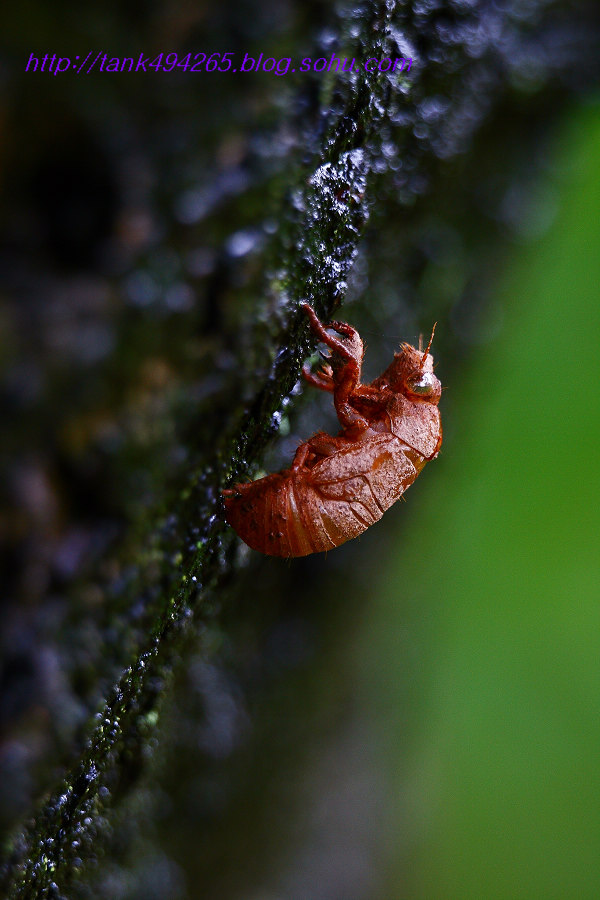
[365,104,600,899]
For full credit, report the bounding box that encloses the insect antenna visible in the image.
[419,322,437,370]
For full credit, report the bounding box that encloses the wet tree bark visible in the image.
[1,0,598,896]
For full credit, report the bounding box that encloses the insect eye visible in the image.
[406,372,435,396]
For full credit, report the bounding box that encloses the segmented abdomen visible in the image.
[223,434,426,557]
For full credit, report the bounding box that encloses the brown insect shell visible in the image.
[361,343,442,460]
[223,425,425,557]
[304,311,365,392]
[378,342,442,404]
[223,308,442,558]
[328,327,364,381]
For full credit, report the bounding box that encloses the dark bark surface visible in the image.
[1,0,598,896]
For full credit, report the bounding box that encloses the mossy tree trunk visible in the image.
[1,0,598,896]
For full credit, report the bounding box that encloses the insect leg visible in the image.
[301,360,334,392]
[301,303,361,364]
[291,433,341,470]
[222,480,254,497]
[301,304,369,429]
[333,369,370,434]
[290,441,312,471]
[305,432,345,456]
